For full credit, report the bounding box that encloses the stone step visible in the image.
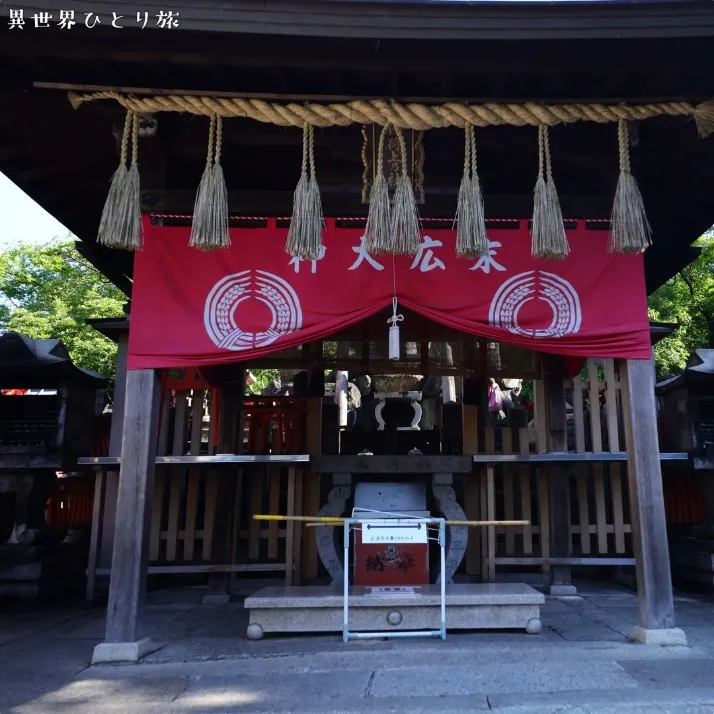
[244,583,544,640]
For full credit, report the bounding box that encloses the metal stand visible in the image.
[342,516,447,642]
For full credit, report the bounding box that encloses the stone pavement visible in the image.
[2,581,714,713]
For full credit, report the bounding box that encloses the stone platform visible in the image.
[244,583,544,639]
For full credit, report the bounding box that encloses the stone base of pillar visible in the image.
[91,637,156,664]
[630,626,687,646]
[549,585,578,596]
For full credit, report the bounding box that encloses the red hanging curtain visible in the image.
[127,217,651,370]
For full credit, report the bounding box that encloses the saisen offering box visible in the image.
[354,518,429,586]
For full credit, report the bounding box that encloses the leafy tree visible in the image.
[648,235,714,378]
[246,368,280,395]
[0,237,126,385]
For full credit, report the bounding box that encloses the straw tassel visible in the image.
[97,110,143,250]
[531,125,569,260]
[190,115,230,251]
[364,123,392,255]
[286,124,324,260]
[693,99,714,139]
[455,123,488,259]
[390,126,421,255]
[609,119,651,254]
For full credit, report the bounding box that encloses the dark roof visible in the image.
[656,348,714,394]
[650,321,679,345]
[0,331,107,388]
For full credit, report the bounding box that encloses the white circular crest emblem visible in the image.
[204,270,303,351]
[488,270,582,338]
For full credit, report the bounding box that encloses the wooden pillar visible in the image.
[622,358,686,645]
[462,402,480,577]
[205,379,243,604]
[97,329,129,564]
[303,395,322,580]
[92,369,160,664]
[543,354,574,594]
[86,327,129,602]
[481,429,496,582]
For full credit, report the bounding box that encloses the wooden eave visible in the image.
[4,0,714,40]
[0,15,713,297]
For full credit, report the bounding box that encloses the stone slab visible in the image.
[92,637,157,664]
[550,614,628,643]
[618,658,714,688]
[175,670,374,707]
[488,687,714,713]
[369,661,638,697]
[36,675,192,706]
[631,626,688,646]
[245,583,544,637]
[245,583,545,609]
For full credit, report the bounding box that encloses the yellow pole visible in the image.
[253,514,344,524]
[253,514,530,527]
[304,520,529,528]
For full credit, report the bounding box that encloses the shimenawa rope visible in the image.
[68,91,714,137]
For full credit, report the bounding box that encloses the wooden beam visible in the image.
[314,455,473,474]
[543,354,572,591]
[103,368,160,645]
[96,328,129,576]
[206,380,244,601]
[621,358,677,632]
[28,42,714,88]
[14,30,714,81]
[494,557,635,567]
[6,1,714,42]
[85,470,106,603]
[141,190,612,219]
[14,159,100,183]
[462,402,481,577]
[96,563,287,575]
[302,395,323,580]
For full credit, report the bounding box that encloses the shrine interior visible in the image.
[2,1,714,645]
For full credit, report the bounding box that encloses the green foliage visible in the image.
[0,237,126,386]
[579,361,605,383]
[648,236,714,378]
[246,368,280,395]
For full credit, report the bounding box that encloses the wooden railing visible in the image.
[84,358,687,593]
[463,358,684,579]
[86,390,312,590]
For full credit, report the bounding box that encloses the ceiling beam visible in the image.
[30,78,714,108]
[2,2,714,42]
[4,33,709,74]
[140,189,613,219]
[13,159,103,184]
